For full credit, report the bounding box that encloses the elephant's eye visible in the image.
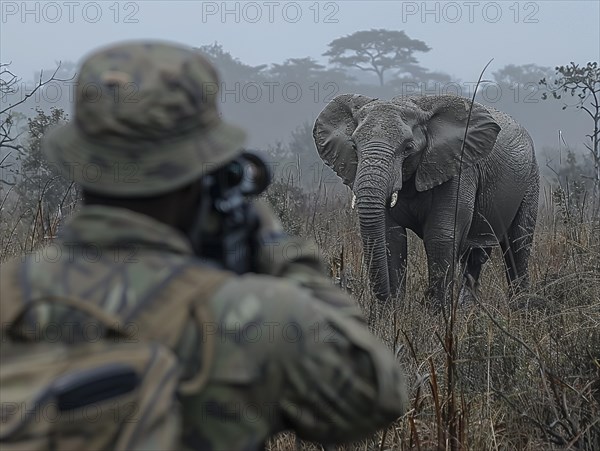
[405,142,415,153]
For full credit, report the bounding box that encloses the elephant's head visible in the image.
[313,94,501,301]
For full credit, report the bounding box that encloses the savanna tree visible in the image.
[540,62,600,191]
[323,29,430,86]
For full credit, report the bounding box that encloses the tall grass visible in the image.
[1,167,598,450]
[262,171,599,450]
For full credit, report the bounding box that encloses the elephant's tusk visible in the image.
[390,192,398,208]
[351,194,356,210]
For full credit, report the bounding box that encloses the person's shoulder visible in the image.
[214,272,316,311]
[204,271,330,346]
[189,271,318,385]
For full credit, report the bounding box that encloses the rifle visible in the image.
[191,154,339,451]
[189,150,272,274]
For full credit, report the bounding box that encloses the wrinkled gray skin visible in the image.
[313,94,539,308]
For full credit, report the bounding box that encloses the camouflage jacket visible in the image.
[1,206,407,450]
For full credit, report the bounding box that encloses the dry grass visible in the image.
[262,177,599,451]
[1,174,598,451]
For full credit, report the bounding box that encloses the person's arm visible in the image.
[272,280,407,443]
[248,202,408,441]
[177,268,407,448]
[252,200,363,319]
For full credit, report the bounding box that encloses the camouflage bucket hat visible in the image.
[43,40,246,197]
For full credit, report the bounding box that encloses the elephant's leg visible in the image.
[458,247,493,305]
[385,214,407,303]
[423,178,477,310]
[462,246,493,287]
[424,237,458,311]
[500,180,539,297]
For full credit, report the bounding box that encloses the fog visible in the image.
[1,1,599,185]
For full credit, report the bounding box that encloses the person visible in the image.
[0,40,408,449]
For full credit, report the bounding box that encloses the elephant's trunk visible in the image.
[354,143,395,302]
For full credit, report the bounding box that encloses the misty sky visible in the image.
[1,1,599,83]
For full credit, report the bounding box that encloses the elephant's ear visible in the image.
[411,96,501,192]
[313,94,376,188]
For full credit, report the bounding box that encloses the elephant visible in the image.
[313,94,539,308]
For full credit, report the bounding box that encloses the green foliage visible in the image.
[0,111,26,173]
[540,62,600,103]
[16,107,77,229]
[540,62,600,188]
[1,63,26,170]
[18,107,67,183]
[323,29,431,86]
[1,63,72,180]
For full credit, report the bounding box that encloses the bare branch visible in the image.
[0,63,74,115]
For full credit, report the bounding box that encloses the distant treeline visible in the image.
[3,36,593,184]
